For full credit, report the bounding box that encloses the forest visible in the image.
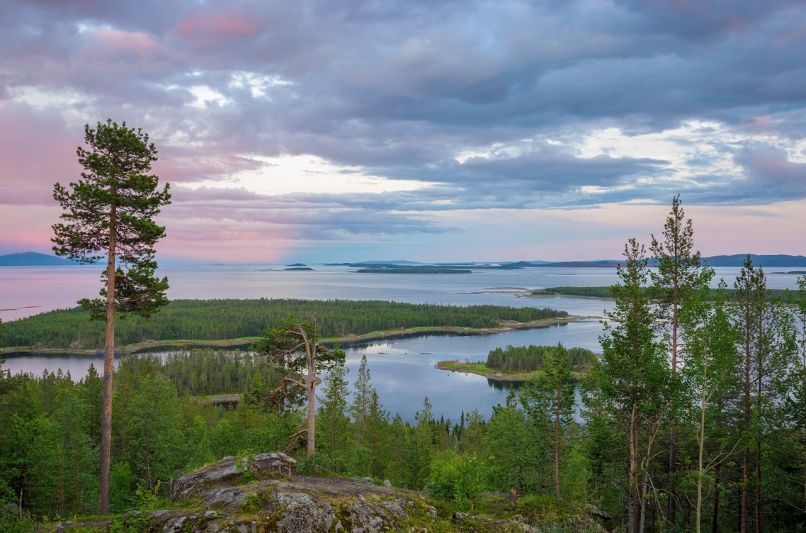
[1,300,566,350]
[1,200,805,532]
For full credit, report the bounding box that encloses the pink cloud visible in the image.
[89,28,160,60]
[174,11,260,46]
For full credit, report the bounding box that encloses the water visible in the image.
[1,265,801,421]
[1,265,800,321]
[1,320,599,422]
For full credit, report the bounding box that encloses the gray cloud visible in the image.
[0,0,804,244]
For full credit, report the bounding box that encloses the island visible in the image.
[283,267,314,271]
[356,266,472,274]
[437,344,597,382]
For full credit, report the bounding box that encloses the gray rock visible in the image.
[172,452,296,501]
[382,479,391,488]
[273,492,335,533]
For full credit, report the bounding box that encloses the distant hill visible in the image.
[0,252,78,266]
[702,254,806,267]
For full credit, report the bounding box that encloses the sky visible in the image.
[0,0,804,263]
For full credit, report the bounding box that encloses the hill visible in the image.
[0,252,77,266]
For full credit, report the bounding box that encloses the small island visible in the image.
[437,344,597,382]
[283,267,314,271]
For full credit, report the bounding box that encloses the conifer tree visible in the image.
[317,362,351,472]
[520,343,574,498]
[587,238,669,533]
[255,317,344,454]
[650,195,712,524]
[51,120,171,513]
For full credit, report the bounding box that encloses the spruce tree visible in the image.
[51,120,171,513]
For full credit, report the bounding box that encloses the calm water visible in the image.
[2,264,800,321]
[1,265,801,421]
[1,321,600,422]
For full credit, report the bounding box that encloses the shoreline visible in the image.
[1,315,580,357]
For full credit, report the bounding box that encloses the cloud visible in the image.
[0,0,805,259]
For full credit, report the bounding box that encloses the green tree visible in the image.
[520,343,574,498]
[682,282,739,533]
[586,238,669,533]
[120,373,183,490]
[649,195,712,526]
[254,317,345,454]
[317,361,352,472]
[51,120,171,513]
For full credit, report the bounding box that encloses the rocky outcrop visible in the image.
[134,452,607,532]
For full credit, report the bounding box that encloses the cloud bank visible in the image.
[0,0,804,260]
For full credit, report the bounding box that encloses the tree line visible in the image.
[2,299,565,350]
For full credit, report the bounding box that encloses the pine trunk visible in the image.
[741,311,751,533]
[99,203,116,515]
[669,299,678,526]
[629,401,640,533]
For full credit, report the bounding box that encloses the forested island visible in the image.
[1,299,569,353]
[438,344,597,382]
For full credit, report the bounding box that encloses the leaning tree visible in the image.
[52,120,171,513]
[255,317,345,454]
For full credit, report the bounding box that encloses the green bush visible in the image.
[426,451,487,511]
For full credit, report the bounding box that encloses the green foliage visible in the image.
[426,451,487,511]
[486,344,596,373]
[2,299,566,349]
[51,120,171,318]
[317,361,351,471]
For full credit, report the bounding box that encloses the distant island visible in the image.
[0,252,77,266]
[283,267,313,271]
[286,263,307,267]
[357,266,472,274]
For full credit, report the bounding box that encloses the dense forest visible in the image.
[1,199,805,532]
[1,300,566,350]
[486,344,596,372]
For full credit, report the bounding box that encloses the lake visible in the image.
[1,265,801,421]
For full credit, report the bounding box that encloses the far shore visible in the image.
[1,315,580,357]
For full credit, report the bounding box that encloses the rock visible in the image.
[382,479,392,487]
[146,452,602,532]
[273,492,335,532]
[356,476,374,484]
[172,452,296,501]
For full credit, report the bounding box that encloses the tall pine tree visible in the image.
[51,120,170,513]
